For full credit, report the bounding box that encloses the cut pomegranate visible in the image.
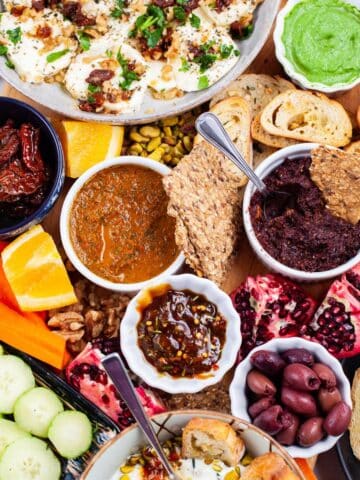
[230,274,317,359]
[302,263,360,359]
[66,343,166,429]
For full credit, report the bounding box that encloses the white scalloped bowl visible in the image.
[274,0,360,94]
[229,337,352,458]
[120,274,241,394]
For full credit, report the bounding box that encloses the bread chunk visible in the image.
[242,452,300,480]
[350,368,360,460]
[182,418,245,467]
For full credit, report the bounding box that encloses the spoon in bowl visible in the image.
[195,112,294,219]
[102,353,183,480]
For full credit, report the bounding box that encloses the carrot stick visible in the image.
[295,459,318,480]
[0,301,69,369]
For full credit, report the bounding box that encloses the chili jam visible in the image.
[69,165,179,283]
[137,287,227,377]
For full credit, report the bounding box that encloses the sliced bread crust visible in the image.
[350,368,360,460]
[251,112,298,148]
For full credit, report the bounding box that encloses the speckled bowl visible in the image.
[81,410,305,480]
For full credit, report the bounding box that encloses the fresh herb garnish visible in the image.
[193,52,217,73]
[198,75,209,90]
[201,40,215,53]
[46,49,69,63]
[5,58,14,69]
[7,27,21,45]
[174,5,186,23]
[131,5,166,48]
[243,23,254,38]
[179,57,190,72]
[106,49,113,58]
[117,49,139,90]
[88,83,101,93]
[111,0,125,18]
[0,45,8,56]
[189,13,200,29]
[77,31,91,51]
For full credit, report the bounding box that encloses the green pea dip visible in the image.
[282,0,360,86]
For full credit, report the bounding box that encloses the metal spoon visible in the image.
[195,112,294,218]
[102,353,183,480]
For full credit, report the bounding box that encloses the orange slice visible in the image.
[1,226,77,311]
[58,121,124,178]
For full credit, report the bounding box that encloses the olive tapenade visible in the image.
[137,288,226,377]
[249,157,360,272]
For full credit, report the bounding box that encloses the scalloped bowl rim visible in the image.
[120,274,241,393]
[229,337,352,458]
[60,156,185,294]
[273,0,360,93]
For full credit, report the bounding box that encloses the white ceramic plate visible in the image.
[120,274,241,393]
[0,0,280,124]
[229,337,352,458]
[81,410,305,480]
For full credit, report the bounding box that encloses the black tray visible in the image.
[3,344,120,479]
[337,356,360,480]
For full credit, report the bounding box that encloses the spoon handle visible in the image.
[195,112,267,193]
[102,353,178,480]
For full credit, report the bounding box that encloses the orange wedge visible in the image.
[1,225,77,311]
[58,121,124,178]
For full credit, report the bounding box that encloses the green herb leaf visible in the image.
[77,31,91,51]
[111,0,125,18]
[200,40,215,53]
[146,29,163,48]
[47,49,70,63]
[7,27,21,45]
[0,45,8,56]
[193,52,217,73]
[174,5,186,23]
[106,49,113,58]
[242,23,254,38]
[132,5,165,48]
[88,83,102,93]
[5,59,14,69]
[189,13,200,29]
[117,49,139,90]
[220,44,234,59]
[179,57,190,72]
[176,0,187,5]
[88,95,96,104]
[198,75,209,90]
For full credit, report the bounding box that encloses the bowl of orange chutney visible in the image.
[60,157,184,293]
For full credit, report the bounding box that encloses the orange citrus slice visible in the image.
[1,225,77,311]
[58,121,124,178]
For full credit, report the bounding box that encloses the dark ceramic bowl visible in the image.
[0,97,64,239]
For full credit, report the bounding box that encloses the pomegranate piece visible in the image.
[302,263,360,358]
[66,343,166,429]
[230,274,317,359]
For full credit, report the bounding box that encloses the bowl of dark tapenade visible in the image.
[243,143,360,282]
[0,97,64,239]
[120,274,241,393]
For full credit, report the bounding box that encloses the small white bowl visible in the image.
[120,274,241,394]
[230,337,352,458]
[274,0,360,94]
[243,143,360,283]
[60,156,184,294]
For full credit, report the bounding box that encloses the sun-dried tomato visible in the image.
[10,5,26,15]
[215,0,231,13]
[86,69,114,86]
[79,92,105,112]
[0,120,20,166]
[32,0,45,10]
[19,124,45,174]
[35,24,52,39]
[62,1,96,26]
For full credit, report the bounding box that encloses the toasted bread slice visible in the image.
[253,143,277,168]
[251,113,298,148]
[210,74,295,115]
[242,453,300,480]
[182,418,245,467]
[345,140,360,155]
[260,91,352,147]
[194,96,252,178]
[350,368,360,460]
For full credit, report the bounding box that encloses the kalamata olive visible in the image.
[253,405,284,435]
[324,401,352,436]
[318,387,342,413]
[283,363,320,391]
[248,396,276,419]
[297,417,324,447]
[312,363,337,388]
[246,370,276,396]
[281,386,318,417]
[276,411,300,446]
[281,348,314,367]
[250,350,286,376]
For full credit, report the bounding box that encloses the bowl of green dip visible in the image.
[274,0,360,93]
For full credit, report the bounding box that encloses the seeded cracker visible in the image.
[163,143,244,286]
[310,146,360,225]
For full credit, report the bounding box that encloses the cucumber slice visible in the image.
[0,437,61,480]
[14,387,64,438]
[0,355,35,414]
[0,419,30,456]
[48,411,92,459]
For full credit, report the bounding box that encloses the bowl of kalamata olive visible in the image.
[229,337,352,458]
